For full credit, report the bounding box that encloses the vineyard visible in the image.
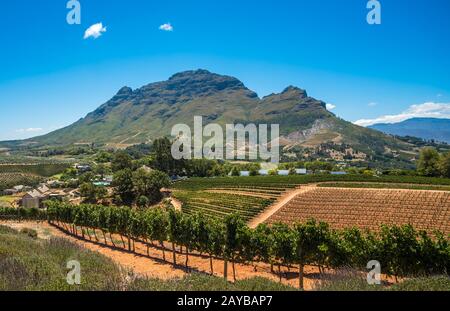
[172,175,450,227]
[267,187,450,235]
[173,191,274,221]
[0,173,43,191]
[0,163,70,177]
[1,202,448,289]
[172,175,450,191]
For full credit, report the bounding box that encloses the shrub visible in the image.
[19,228,38,239]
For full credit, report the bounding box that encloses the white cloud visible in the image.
[354,102,450,127]
[84,23,107,39]
[368,102,378,107]
[15,128,43,133]
[326,103,336,110]
[159,23,173,31]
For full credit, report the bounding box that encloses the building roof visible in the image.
[24,190,45,199]
[37,184,50,194]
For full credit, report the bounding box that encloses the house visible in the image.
[277,170,290,176]
[21,190,47,209]
[13,185,25,192]
[295,168,307,175]
[46,180,65,188]
[104,175,113,183]
[331,171,347,175]
[37,184,50,194]
[75,164,92,173]
[2,189,19,195]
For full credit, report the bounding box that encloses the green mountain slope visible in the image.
[5,69,415,165]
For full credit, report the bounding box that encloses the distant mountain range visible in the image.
[369,118,450,144]
[1,69,416,166]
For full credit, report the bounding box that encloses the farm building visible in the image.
[2,189,19,195]
[37,184,50,194]
[258,170,269,176]
[75,164,92,173]
[21,190,47,209]
[331,171,347,175]
[295,168,307,175]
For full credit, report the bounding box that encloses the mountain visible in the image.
[5,69,415,165]
[370,118,450,144]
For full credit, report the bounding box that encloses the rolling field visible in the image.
[173,190,274,221]
[172,175,450,233]
[266,187,450,235]
[0,163,70,177]
[0,172,43,191]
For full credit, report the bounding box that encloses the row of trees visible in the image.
[43,202,449,289]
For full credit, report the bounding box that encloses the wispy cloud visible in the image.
[368,102,378,107]
[84,23,107,39]
[159,23,173,31]
[15,128,43,133]
[326,103,336,110]
[354,102,450,127]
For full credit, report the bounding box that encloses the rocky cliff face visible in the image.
[18,69,413,163]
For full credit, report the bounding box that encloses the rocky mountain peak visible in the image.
[281,85,308,98]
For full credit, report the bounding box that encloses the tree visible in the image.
[230,166,240,176]
[79,182,106,204]
[167,209,183,266]
[145,208,168,260]
[94,163,110,179]
[112,151,133,172]
[95,151,113,163]
[223,214,246,281]
[113,169,134,205]
[251,224,273,271]
[137,195,150,208]
[270,223,295,282]
[78,171,95,184]
[186,159,216,177]
[439,152,450,178]
[293,220,331,289]
[417,147,440,177]
[249,167,259,176]
[152,137,184,175]
[132,168,170,204]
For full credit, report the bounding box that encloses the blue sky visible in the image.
[1,0,449,141]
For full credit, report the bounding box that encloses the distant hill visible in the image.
[370,118,450,144]
[1,69,415,166]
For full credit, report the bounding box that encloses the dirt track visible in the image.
[248,185,318,228]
